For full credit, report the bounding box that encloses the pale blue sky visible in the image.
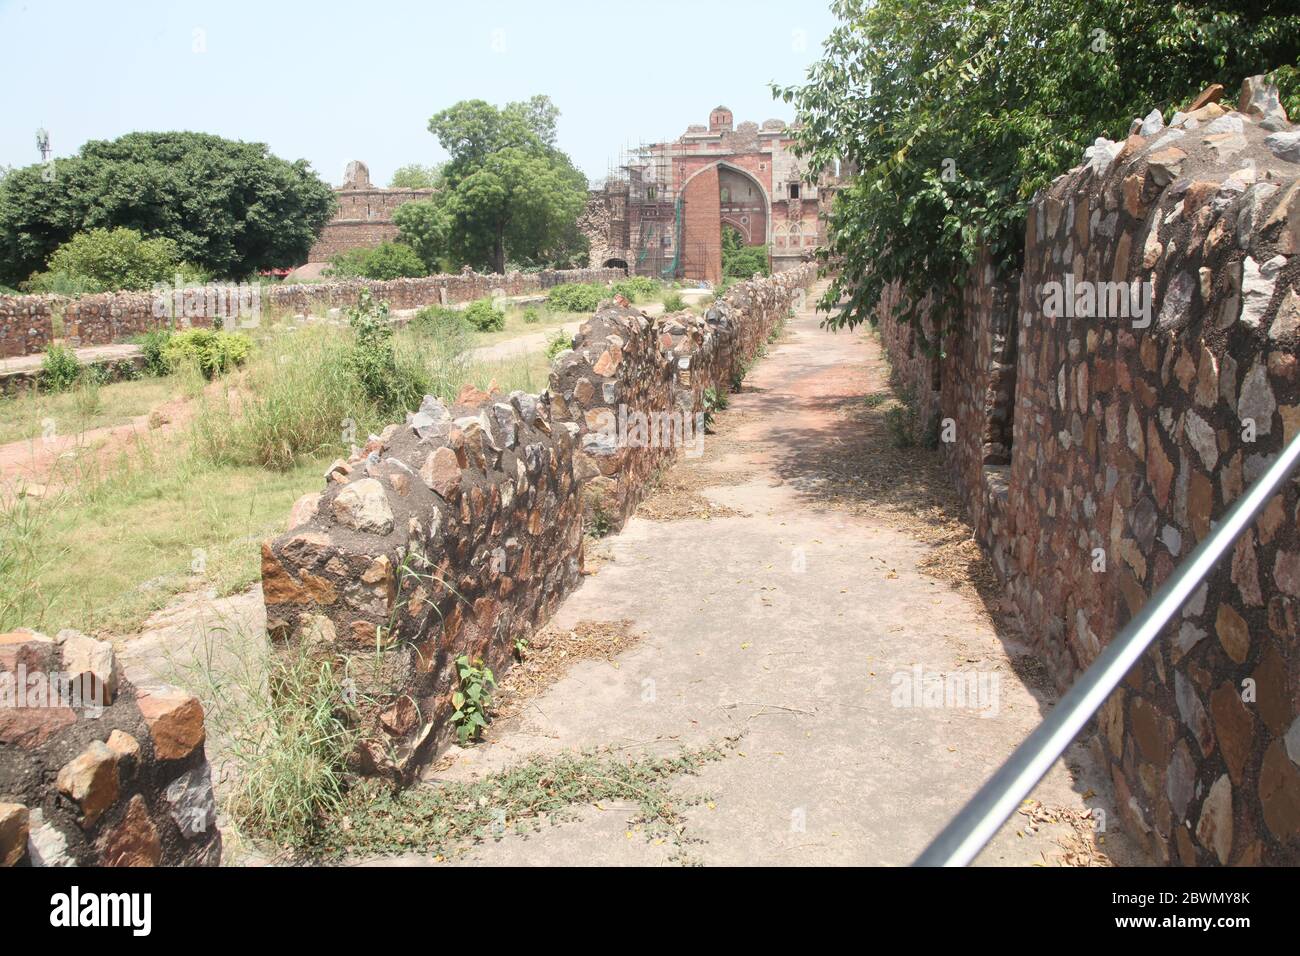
[0,0,838,186]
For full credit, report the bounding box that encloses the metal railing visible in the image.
[913,431,1300,866]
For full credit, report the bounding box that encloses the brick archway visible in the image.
[680,162,770,284]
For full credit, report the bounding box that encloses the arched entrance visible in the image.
[679,162,770,284]
[602,258,629,273]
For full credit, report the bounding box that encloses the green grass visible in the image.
[467,301,585,349]
[0,375,179,446]
[11,441,327,634]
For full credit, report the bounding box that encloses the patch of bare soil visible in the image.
[489,619,645,728]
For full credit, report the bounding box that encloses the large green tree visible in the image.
[0,132,336,285]
[775,0,1300,331]
[395,96,587,273]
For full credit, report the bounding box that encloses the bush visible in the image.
[26,227,187,292]
[721,226,770,279]
[546,283,604,313]
[193,293,461,470]
[39,344,82,392]
[661,292,686,312]
[326,242,426,281]
[546,329,572,360]
[411,305,472,341]
[611,276,660,302]
[20,270,106,295]
[162,329,251,379]
[521,305,544,324]
[463,298,505,332]
[138,329,174,376]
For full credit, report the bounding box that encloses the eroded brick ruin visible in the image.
[877,77,1300,864]
[581,108,847,282]
[260,266,815,779]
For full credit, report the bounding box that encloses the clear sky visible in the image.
[0,0,839,187]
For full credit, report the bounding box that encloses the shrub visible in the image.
[26,227,185,292]
[162,328,252,379]
[521,305,544,324]
[463,298,505,332]
[546,329,572,360]
[39,344,82,392]
[546,282,604,313]
[611,276,660,302]
[661,292,686,313]
[326,242,426,281]
[345,291,429,414]
[721,226,770,279]
[138,329,174,376]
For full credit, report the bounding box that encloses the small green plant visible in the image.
[39,344,82,392]
[521,305,544,324]
[546,283,604,313]
[451,654,496,745]
[702,386,728,430]
[161,328,252,379]
[545,329,572,360]
[138,329,174,376]
[513,635,529,660]
[463,298,506,332]
[661,292,685,312]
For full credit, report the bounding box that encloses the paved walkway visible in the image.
[366,281,1139,867]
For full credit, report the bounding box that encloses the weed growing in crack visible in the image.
[318,740,737,863]
[450,654,495,745]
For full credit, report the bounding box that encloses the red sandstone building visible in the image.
[581,106,838,283]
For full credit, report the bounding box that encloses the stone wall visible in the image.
[0,267,625,358]
[875,78,1300,865]
[260,264,816,780]
[0,629,220,867]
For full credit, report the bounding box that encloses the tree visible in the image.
[0,132,336,286]
[389,164,443,190]
[392,199,451,272]
[24,227,192,292]
[721,225,769,279]
[774,0,1300,331]
[410,96,589,273]
[326,242,427,281]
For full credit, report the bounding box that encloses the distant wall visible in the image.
[0,267,625,358]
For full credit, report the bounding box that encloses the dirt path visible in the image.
[365,280,1139,867]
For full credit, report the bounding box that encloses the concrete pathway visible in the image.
[366,280,1139,867]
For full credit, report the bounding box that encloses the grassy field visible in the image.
[0,303,556,636]
[0,375,182,446]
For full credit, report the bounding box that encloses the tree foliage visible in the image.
[394,96,588,274]
[326,242,427,281]
[25,226,196,293]
[0,132,336,286]
[721,225,770,279]
[774,0,1300,331]
[389,163,443,189]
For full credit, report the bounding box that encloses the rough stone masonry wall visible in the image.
[876,78,1300,865]
[260,264,815,780]
[0,629,220,867]
[0,267,623,358]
